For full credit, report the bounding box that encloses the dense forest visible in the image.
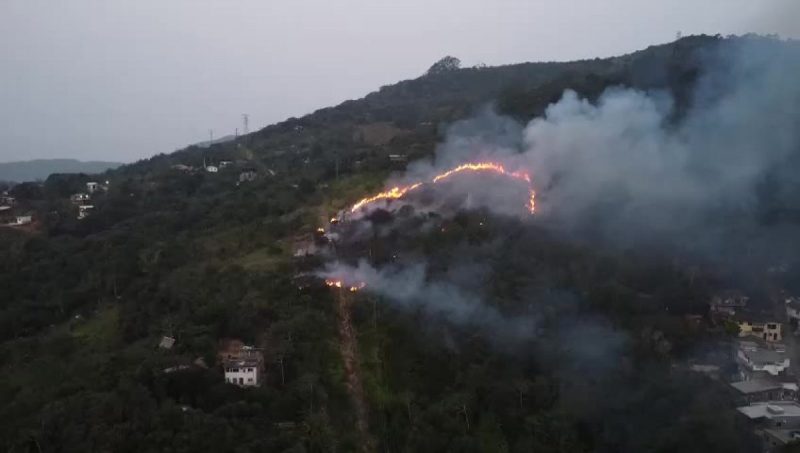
[1,34,798,452]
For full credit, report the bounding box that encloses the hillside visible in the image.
[0,158,122,183]
[1,34,797,452]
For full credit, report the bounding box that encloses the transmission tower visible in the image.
[242,114,249,135]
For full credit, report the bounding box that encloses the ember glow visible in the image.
[325,279,366,292]
[348,161,536,214]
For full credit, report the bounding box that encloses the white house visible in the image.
[11,215,32,225]
[70,193,90,203]
[86,182,100,193]
[219,341,264,387]
[224,360,261,386]
[737,343,790,377]
[78,205,94,220]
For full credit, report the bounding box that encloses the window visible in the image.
[239,378,244,384]
[248,378,253,382]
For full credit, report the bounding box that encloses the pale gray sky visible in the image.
[1,0,797,163]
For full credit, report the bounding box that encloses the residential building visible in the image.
[389,154,408,163]
[86,182,100,193]
[738,401,800,451]
[219,339,264,387]
[730,379,797,404]
[239,168,257,183]
[10,215,32,226]
[205,165,219,173]
[738,401,800,428]
[78,205,94,220]
[711,290,749,316]
[735,314,783,343]
[737,341,790,377]
[70,193,90,204]
[158,336,176,349]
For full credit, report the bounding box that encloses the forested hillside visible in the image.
[1,34,796,452]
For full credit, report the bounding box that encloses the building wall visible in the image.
[738,321,783,342]
[225,366,259,386]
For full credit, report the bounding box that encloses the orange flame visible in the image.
[348,161,536,214]
[350,183,423,212]
[325,279,366,292]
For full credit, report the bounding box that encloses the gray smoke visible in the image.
[375,37,800,268]
[319,259,540,345]
[323,36,800,359]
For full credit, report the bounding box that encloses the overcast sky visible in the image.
[1,0,798,163]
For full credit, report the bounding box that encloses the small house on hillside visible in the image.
[239,168,257,183]
[734,312,783,343]
[736,340,790,378]
[78,205,94,220]
[710,290,749,317]
[730,379,797,404]
[159,336,176,349]
[9,215,32,226]
[70,193,90,204]
[218,339,264,387]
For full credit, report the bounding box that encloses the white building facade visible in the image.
[224,360,261,386]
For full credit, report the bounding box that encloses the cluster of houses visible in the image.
[703,290,800,450]
[70,181,108,220]
[0,192,33,227]
[171,159,261,184]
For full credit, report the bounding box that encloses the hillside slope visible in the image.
[1,35,792,452]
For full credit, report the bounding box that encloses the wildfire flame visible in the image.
[348,161,536,215]
[350,183,423,212]
[325,279,366,292]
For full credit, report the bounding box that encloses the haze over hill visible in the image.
[0,158,122,183]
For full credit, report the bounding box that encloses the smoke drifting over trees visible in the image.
[325,36,800,361]
[352,37,800,270]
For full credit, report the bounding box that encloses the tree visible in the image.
[426,56,461,75]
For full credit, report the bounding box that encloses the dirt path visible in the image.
[335,290,374,452]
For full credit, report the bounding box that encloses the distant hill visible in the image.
[0,159,123,183]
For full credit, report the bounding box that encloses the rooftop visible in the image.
[733,310,780,323]
[223,358,261,368]
[741,348,787,366]
[738,401,800,420]
[731,380,783,394]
